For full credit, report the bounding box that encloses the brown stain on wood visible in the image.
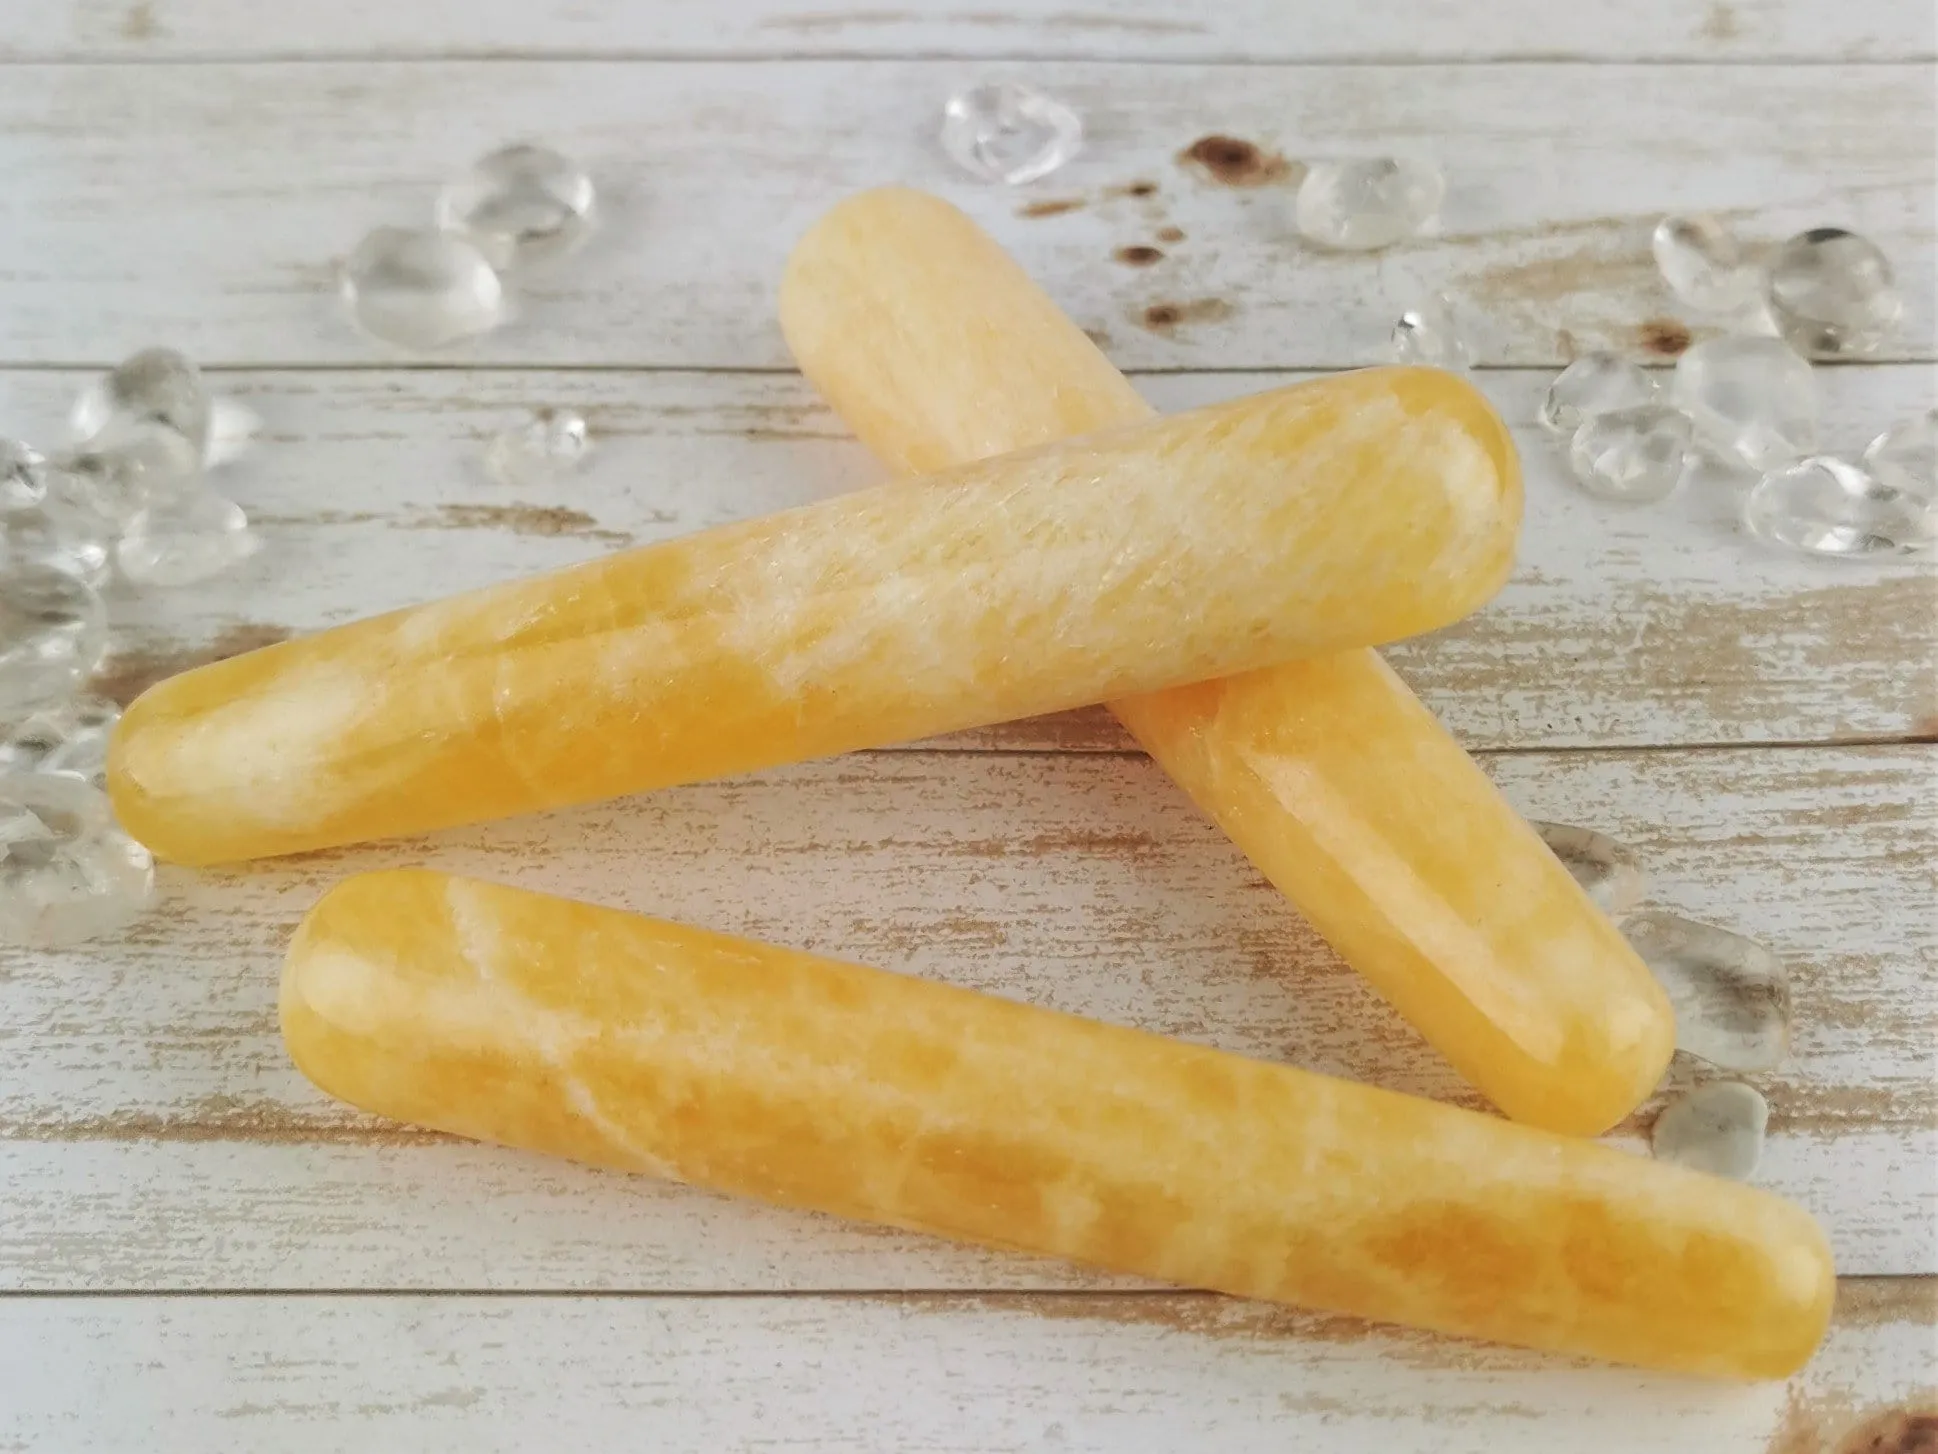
[1835,1408,1938,1454]
[1113,245,1165,266]
[1018,197,1086,219]
[1137,298,1235,334]
[414,503,633,546]
[1177,135,1294,188]
[1701,1,1744,41]
[1156,226,1185,244]
[1638,317,1694,356]
[93,622,294,706]
[120,1,160,39]
[1835,1278,1938,1327]
[1465,238,1659,310]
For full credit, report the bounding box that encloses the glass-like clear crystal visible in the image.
[0,468,115,590]
[1651,1082,1767,1181]
[1742,455,1935,558]
[1765,227,1902,358]
[482,408,592,489]
[116,486,259,587]
[436,143,597,271]
[58,421,204,530]
[1651,215,1761,314]
[1530,821,1646,916]
[205,398,262,470]
[1296,158,1443,251]
[0,439,50,512]
[1864,409,1938,498]
[0,566,108,717]
[1624,911,1790,1072]
[1389,294,1471,371]
[940,83,1083,186]
[70,347,212,457]
[1671,336,1818,470]
[0,697,121,784]
[340,227,506,351]
[0,772,154,946]
[1538,353,1660,436]
[1567,404,1692,503]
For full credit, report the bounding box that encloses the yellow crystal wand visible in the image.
[778,189,1674,1136]
[283,869,1833,1379]
[109,370,1516,866]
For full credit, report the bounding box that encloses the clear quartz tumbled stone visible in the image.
[1623,910,1791,1072]
[1529,821,1647,916]
[939,83,1084,186]
[0,468,115,590]
[1765,227,1902,358]
[0,439,50,512]
[58,421,204,530]
[436,143,597,271]
[1389,294,1471,370]
[1538,353,1660,436]
[1864,409,1938,498]
[1296,158,1444,251]
[70,347,212,457]
[1742,455,1936,558]
[340,226,506,351]
[482,408,591,489]
[0,772,154,947]
[204,398,262,470]
[1652,1082,1768,1182]
[1671,336,1819,470]
[1651,214,1761,314]
[0,696,121,784]
[0,565,108,717]
[1567,404,1693,503]
[116,485,260,587]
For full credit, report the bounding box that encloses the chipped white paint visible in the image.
[0,63,1930,368]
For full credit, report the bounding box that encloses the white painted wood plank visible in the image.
[5,0,1935,62]
[0,62,1929,368]
[1,746,1929,1285]
[2,366,1927,753]
[0,1283,1929,1451]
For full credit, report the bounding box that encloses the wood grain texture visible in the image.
[0,1282,1930,1451]
[0,62,1930,368]
[5,0,1935,61]
[2,366,1928,754]
[2,745,1930,1285]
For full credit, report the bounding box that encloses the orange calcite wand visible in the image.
[778,189,1675,1136]
[283,870,1834,1379]
[110,371,1516,866]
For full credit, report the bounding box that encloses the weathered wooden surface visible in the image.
[0,366,1928,753]
[2,9,1934,1441]
[0,1282,1930,1452]
[0,62,1931,369]
[5,0,1935,61]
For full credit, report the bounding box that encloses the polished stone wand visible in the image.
[777,188,1676,1138]
[108,371,1517,865]
[283,869,1834,1379]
